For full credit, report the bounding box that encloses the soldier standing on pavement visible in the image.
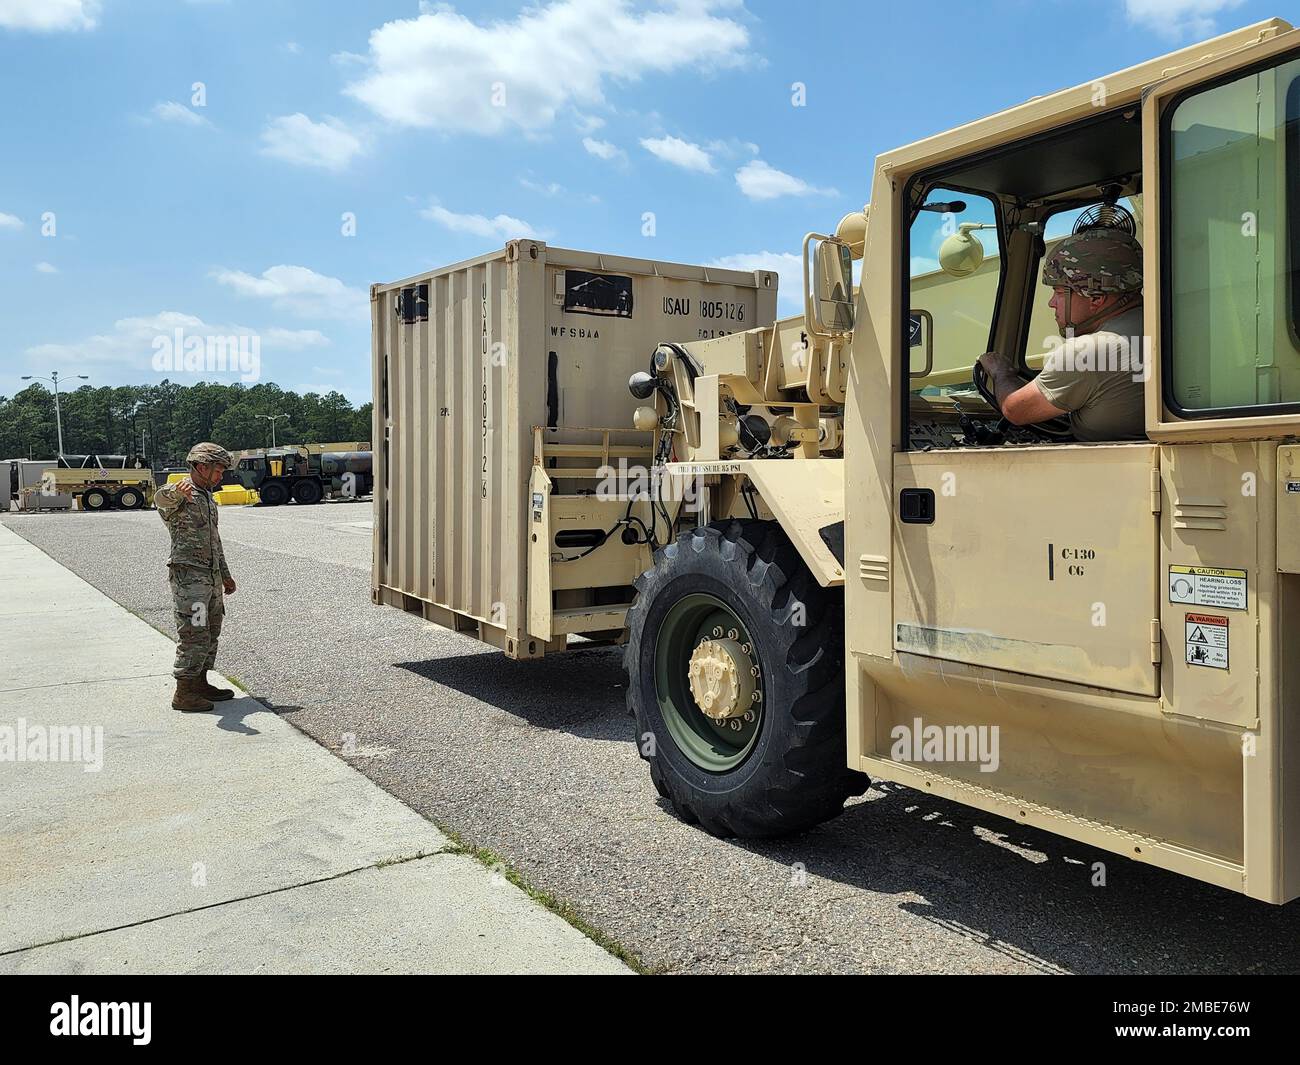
[155,442,238,712]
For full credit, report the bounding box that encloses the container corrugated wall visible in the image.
[374,248,517,636]
[373,240,777,652]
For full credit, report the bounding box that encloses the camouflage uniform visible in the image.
[156,444,233,679]
[1033,228,1146,440]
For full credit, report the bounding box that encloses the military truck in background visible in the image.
[40,454,154,512]
[374,19,1300,904]
[229,442,373,506]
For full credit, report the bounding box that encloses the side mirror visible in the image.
[803,233,855,337]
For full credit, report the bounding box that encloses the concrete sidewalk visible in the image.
[0,523,629,974]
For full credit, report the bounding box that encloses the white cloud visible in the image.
[735,159,838,201]
[283,41,302,55]
[35,261,58,274]
[344,1,751,134]
[0,212,22,230]
[23,311,329,382]
[520,176,565,197]
[212,265,368,321]
[151,101,210,127]
[259,114,363,171]
[1124,0,1244,38]
[641,135,714,173]
[574,112,606,134]
[583,137,625,162]
[710,252,803,314]
[0,0,98,32]
[420,204,543,241]
[261,327,329,350]
[518,175,599,204]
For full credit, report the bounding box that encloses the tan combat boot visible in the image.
[198,673,235,701]
[172,677,214,712]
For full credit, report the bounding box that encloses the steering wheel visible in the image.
[971,359,1073,442]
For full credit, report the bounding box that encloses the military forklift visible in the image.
[377,19,1300,902]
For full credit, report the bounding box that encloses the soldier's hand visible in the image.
[177,479,195,502]
[223,577,236,595]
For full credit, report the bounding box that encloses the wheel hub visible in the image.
[687,638,755,720]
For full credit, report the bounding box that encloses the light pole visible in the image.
[128,400,149,463]
[21,371,88,458]
[256,413,290,448]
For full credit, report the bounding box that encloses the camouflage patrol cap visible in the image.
[186,442,233,468]
[1042,229,1143,296]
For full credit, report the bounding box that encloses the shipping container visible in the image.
[372,239,778,658]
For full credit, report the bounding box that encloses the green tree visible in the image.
[0,379,371,462]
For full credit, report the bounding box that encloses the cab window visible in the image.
[908,189,1002,397]
[1165,53,1300,413]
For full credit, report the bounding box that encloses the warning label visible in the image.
[1168,565,1247,611]
[1185,612,1229,670]
[1287,482,1300,493]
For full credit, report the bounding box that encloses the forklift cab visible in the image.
[843,20,1300,901]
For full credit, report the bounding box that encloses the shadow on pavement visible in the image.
[707,783,1300,975]
[394,646,632,740]
[402,644,1300,974]
[207,694,303,735]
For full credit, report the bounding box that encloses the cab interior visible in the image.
[903,105,1145,450]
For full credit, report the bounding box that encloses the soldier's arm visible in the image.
[1005,382,1067,426]
[154,481,187,521]
[217,535,232,581]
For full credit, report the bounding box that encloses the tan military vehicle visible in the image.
[375,19,1300,903]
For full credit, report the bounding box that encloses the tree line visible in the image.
[0,381,372,467]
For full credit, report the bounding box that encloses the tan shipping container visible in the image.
[371,239,778,658]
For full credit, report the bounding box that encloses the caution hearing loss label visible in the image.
[1185,613,1229,670]
[1168,565,1247,611]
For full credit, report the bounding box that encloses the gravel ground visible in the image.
[7,502,1300,974]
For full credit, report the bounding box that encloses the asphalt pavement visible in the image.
[0,520,628,975]
[5,500,1299,974]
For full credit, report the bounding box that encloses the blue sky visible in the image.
[0,0,1281,403]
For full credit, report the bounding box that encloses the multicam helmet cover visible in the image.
[1041,229,1143,296]
[185,442,233,468]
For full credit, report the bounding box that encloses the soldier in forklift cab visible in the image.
[976,228,1146,441]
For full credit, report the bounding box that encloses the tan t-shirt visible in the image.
[1033,306,1146,442]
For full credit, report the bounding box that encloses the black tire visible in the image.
[624,519,869,837]
[113,487,144,510]
[292,478,323,505]
[259,481,289,506]
[82,488,109,512]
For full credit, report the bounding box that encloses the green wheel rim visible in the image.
[654,592,763,772]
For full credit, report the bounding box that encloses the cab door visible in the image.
[892,191,1160,696]
[892,444,1161,696]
